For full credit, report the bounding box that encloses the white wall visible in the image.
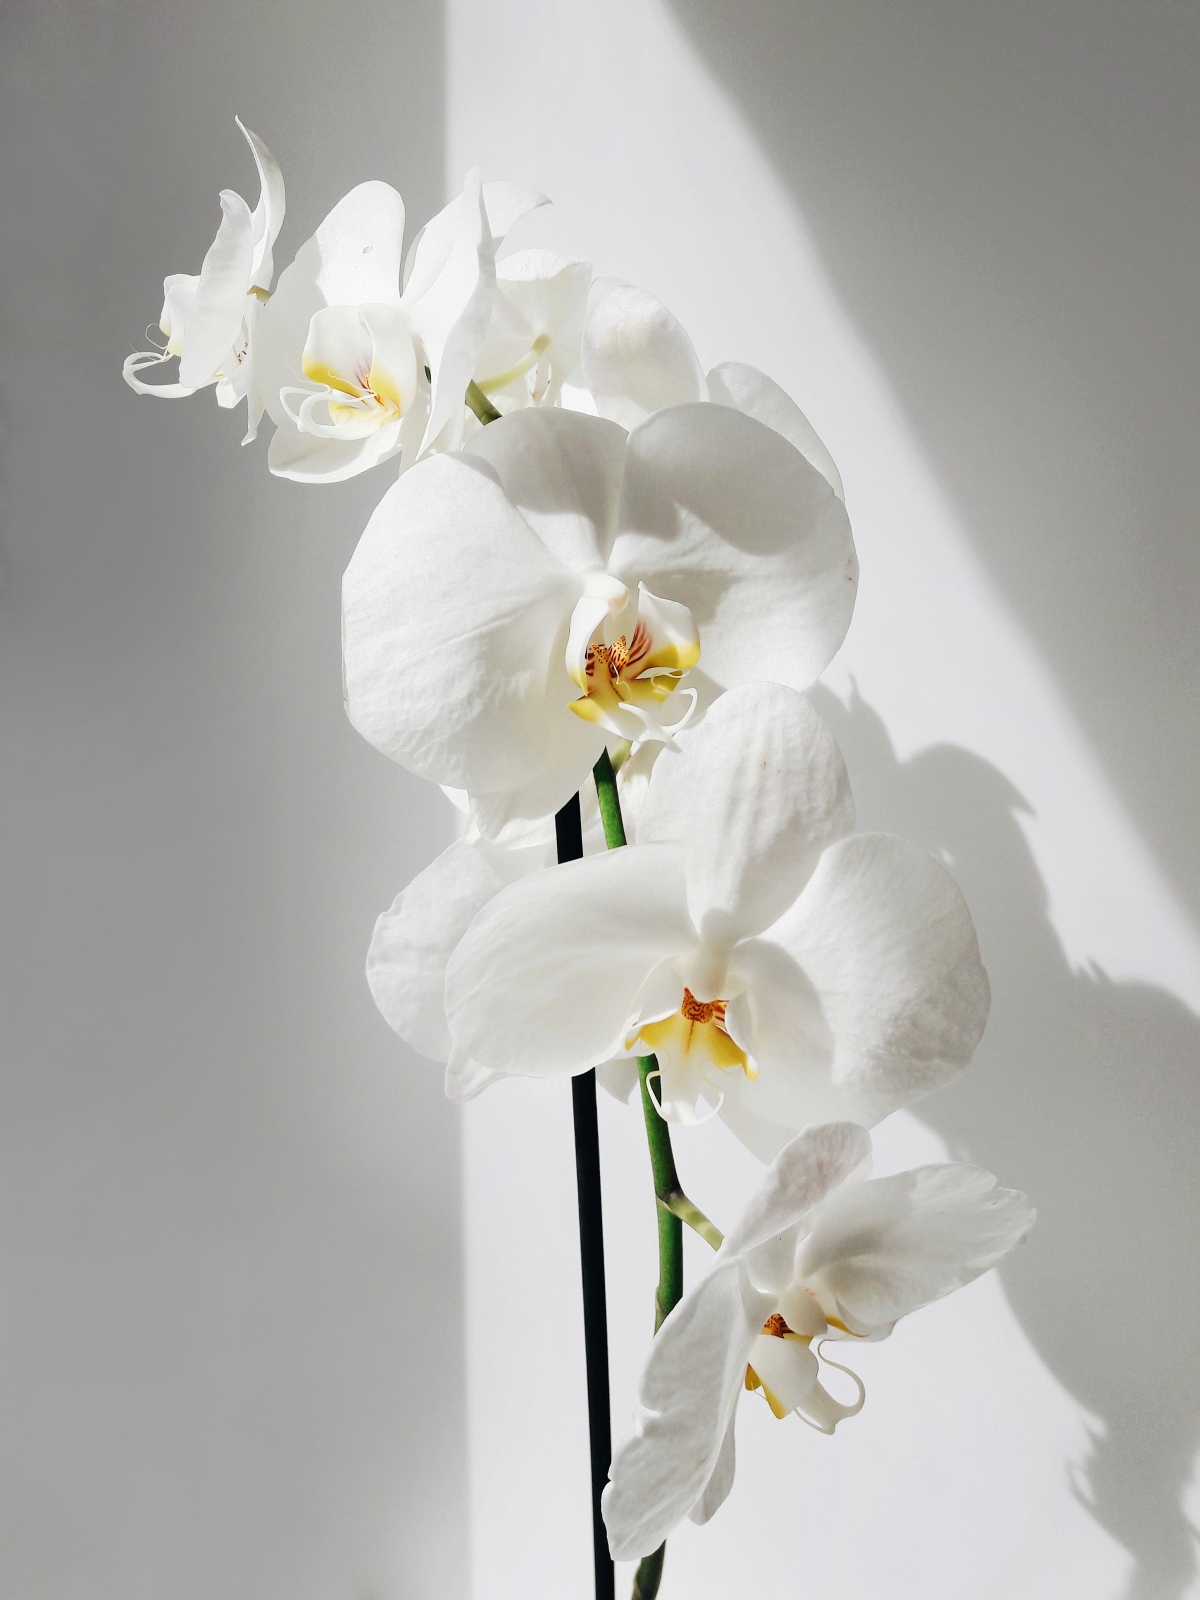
[450,2,1200,1597]
[0,3,464,1597]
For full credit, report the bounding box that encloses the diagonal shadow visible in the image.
[665,0,1200,933]
[812,684,1200,1600]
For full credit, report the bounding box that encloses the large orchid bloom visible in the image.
[123,118,284,441]
[443,684,990,1158]
[342,405,856,837]
[581,277,845,501]
[471,249,592,413]
[603,1121,1034,1560]
[253,175,545,482]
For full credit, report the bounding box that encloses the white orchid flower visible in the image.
[472,249,592,413]
[342,404,856,836]
[123,118,284,441]
[581,276,844,500]
[254,175,545,483]
[442,683,989,1158]
[603,1120,1035,1561]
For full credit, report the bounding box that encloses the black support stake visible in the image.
[555,793,615,1600]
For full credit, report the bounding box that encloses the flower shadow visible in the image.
[811,683,1200,1600]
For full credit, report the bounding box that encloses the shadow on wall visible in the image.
[666,0,1200,927]
[812,684,1200,1600]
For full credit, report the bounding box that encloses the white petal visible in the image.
[637,683,853,943]
[178,189,254,390]
[366,835,551,1061]
[266,416,396,483]
[402,170,496,453]
[235,118,286,289]
[481,181,548,242]
[581,278,706,428]
[688,1410,737,1526]
[768,833,991,1123]
[706,362,844,501]
[747,1332,821,1413]
[596,1057,641,1103]
[611,404,857,694]
[445,1045,505,1102]
[256,181,405,432]
[721,1121,872,1261]
[464,408,628,571]
[797,1164,1035,1333]
[445,843,695,1078]
[602,1260,771,1561]
[342,452,582,791]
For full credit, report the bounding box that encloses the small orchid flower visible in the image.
[443,684,989,1158]
[472,249,592,413]
[581,277,844,500]
[123,118,284,441]
[603,1120,1034,1560]
[254,175,545,483]
[342,405,856,837]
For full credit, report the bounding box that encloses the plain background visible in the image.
[3,1,1200,1597]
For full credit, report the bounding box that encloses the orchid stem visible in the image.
[465,378,501,425]
[592,747,628,849]
[592,748,722,1600]
[631,1543,667,1600]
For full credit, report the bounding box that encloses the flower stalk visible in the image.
[465,377,502,425]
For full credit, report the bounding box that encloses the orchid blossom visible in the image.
[581,276,844,499]
[342,404,856,837]
[443,683,989,1158]
[471,249,592,414]
[123,118,284,441]
[253,175,545,482]
[603,1120,1034,1561]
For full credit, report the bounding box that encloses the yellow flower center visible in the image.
[636,988,756,1081]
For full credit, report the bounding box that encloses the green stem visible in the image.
[592,747,627,849]
[465,378,501,425]
[631,1543,667,1600]
[592,750,722,1600]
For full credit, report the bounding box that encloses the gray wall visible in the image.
[0,3,462,1596]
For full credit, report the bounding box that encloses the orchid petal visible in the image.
[178,189,254,390]
[602,1260,771,1562]
[767,833,991,1123]
[747,1331,821,1415]
[235,118,285,290]
[445,843,695,1078]
[342,452,585,791]
[637,683,854,943]
[721,1122,871,1262]
[707,362,844,502]
[797,1163,1035,1334]
[793,1351,866,1434]
[402,170,496,453]
[464,407,627,571]
[611,403,857,694]
[481,180,548,241]
[581,278,706,429]
[688,1411,737,1526]
[366,835,552,1062]
[596,1057,641,1103]
[445,1045,505,1102]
